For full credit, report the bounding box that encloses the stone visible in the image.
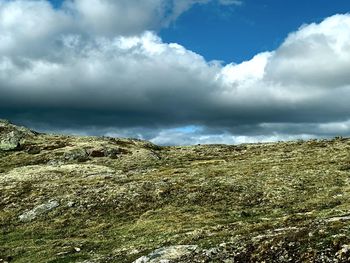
[0,131,21,151]
[88,147,124,158]
[64,149,89,162]
[19,200,59,222]
[104,148,121,158]
[0,119,36,151]
[89,149,105,158]
[336,244,350,259]
[133,245,198,263]
[27,145,41,154]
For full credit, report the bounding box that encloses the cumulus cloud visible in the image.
[64,0,197,36]
[265,15,350,88]
[1,0,350,144]
[0,0,241,45]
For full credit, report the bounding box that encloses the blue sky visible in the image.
[1,0,350,145]
[160,0,350,63]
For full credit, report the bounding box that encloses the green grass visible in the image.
[1,124,350,262]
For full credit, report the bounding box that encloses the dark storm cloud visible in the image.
[1,1,350,144]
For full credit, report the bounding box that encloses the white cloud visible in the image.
[265,14,350,88]
[65,0,165,36]
[65,0,241,36]
[150,127,316,146]
[1,1,350,144]
[0,0,73,57]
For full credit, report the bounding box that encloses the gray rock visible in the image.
[203,247,220,257]
[19,200,59,222]
[86,147,123,159]
[47,159,64,166]
[104,148,121,159]
[0,131,21,151]
[27,145,41,154]
[0,119,36,151]
[88,149,105,158]
[133,245,198,263]
[0,119,10,124]
[64,148,89,162]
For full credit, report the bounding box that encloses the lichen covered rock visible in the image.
[19,200,59,222]
[133,246,198,263]
[0,130,21,151]
[0,119,36,151]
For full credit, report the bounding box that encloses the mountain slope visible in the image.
[1,120,350,262]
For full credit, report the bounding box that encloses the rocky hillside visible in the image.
[1,119,350,263]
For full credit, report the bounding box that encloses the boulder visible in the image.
[104,148,121,158]
[0,131,21,151]
[88,147,122,158]
[89,149,105,158]
[63,148,89,162]
[27,145,41,154]
[0,119,36,151]
[133,245,198,263]
[19,200,59,222]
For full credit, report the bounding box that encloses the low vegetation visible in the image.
[1,120,350,262]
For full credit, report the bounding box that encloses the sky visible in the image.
[0,0,350,145]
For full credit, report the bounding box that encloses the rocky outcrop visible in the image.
[19,200,59,222]
[133,246,198,263]
[64,148,90,162]
[0,130,21,151]
[0,119,36,151]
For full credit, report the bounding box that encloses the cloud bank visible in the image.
[1,0,350,145]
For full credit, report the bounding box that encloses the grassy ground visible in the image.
[1,121,350,262]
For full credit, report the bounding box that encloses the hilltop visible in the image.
[1,120,350,262]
